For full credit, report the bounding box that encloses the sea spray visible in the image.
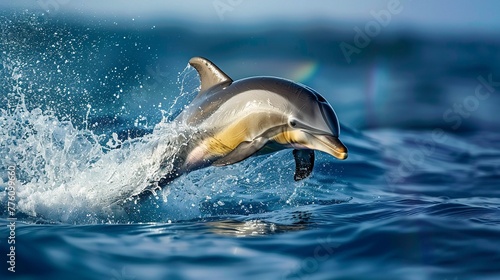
[0,54,200,223]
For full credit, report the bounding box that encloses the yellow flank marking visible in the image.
[203,137,233,156]
[203,117,251,156]
[204,113,285,156]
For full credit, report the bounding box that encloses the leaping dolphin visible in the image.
[150,57,347,193]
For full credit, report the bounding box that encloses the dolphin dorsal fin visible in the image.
[189,57,233,95]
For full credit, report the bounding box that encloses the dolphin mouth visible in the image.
[307,134,348,160]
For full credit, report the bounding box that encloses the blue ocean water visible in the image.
[1,10,500,280]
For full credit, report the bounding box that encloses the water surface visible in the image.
[1,10,500,280]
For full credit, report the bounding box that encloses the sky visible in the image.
[2,0,500,33]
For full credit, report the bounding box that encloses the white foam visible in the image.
[0,53,202,223]
[1,97,191,221]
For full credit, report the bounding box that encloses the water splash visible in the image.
[0,12,356,224]
[0,82,191,224]
[0,38,200,223]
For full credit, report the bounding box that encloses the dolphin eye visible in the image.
[289,119,297,128]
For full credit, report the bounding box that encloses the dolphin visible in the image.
[150,57,347,193]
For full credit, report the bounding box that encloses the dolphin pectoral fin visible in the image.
[293,149,315,181]
[213,138,267,166]
[189,57,233,94]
